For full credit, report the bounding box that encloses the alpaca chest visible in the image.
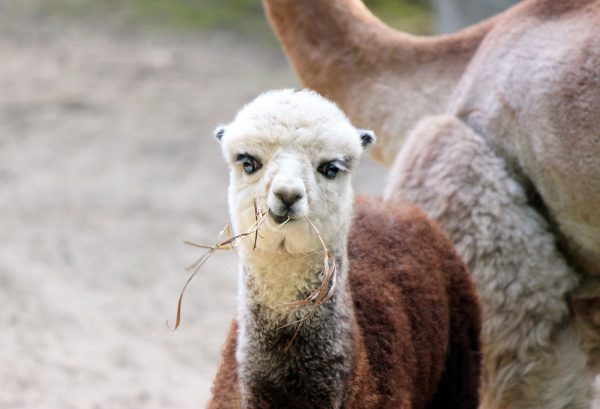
[238,300,354,409]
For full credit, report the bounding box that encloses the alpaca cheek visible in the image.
[230,191,260,238]
[319,184,353,242]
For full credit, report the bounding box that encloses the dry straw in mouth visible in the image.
[167,201,338,331]
[166,201,267,331]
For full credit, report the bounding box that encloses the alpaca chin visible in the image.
[242,218,321,256]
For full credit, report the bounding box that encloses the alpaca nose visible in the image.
[274,191,303,208]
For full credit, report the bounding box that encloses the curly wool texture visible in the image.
[386,116,589,409]
[207,197,481,409]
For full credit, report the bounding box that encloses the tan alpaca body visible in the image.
[450,1,600,276]
[263,0,600,408]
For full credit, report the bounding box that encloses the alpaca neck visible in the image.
[263,0,497,165]
[237,248,357,408]
[241,249,329,313]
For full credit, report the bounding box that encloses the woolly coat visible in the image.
[207,197,481,409]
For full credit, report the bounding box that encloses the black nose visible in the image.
[275,191,303,208]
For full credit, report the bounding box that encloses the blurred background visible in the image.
[0,1,515,408]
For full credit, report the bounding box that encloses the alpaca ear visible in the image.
[358,129,376,148]
[214,125,227,142]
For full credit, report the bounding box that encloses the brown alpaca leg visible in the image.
[385,115,592,409]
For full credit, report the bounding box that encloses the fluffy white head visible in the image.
[216,89,375,259]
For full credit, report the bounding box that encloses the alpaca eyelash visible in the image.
[234,153,252,162]
[317,159,349,179]
[320,159,349,172]
[333,159,349,172]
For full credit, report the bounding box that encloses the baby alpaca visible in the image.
[207,89,481,409]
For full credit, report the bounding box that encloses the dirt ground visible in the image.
[0,4,386,408]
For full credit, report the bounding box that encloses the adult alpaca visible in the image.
[207,89,481,409]
[262,1,600,408]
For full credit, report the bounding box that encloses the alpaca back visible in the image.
[207,197,481,409]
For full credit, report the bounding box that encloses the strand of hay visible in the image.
[168,207,338,332]
[282,216,337,309]
[167,203,267,331]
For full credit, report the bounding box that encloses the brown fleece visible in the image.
[208,320,241,409]
[207,197,481,409]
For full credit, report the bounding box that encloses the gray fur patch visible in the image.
[238,257,354,408]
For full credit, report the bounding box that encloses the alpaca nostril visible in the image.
[275,191,303,207]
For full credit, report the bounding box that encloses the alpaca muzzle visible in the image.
[269,191,303,224]
[268,182,307,224]
[269,208,292,224]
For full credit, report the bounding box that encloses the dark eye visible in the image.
[236,153,262,175]
[317,161,342,179]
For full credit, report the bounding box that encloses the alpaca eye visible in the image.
[236,154,262,175]
[317,161,341,179]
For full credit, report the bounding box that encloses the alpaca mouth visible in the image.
[269,209,293,225]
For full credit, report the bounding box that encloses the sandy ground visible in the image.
[0,4,386,408]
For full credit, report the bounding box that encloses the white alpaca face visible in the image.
[216,90,374,256]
